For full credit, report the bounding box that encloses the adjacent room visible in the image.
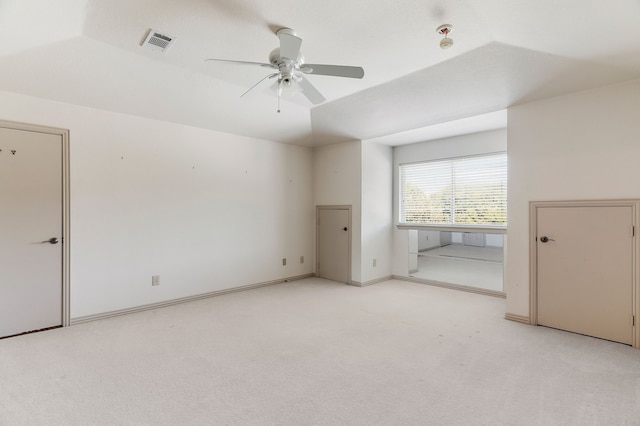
[2,1,640,424]
[408,230,505,292]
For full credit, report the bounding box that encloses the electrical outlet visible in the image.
[152,275,160,286]
[373,259,377,267]
[282,258,287,266]
[300,256,304,264]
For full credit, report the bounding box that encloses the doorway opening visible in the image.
[408,230,504,294]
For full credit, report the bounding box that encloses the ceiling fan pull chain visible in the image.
[277,80,282,113]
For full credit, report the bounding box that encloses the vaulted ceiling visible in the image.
[1,0,640,146]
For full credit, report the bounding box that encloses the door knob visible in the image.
[343,227,348,231]
[44,237,59,244]
[540,236,554,243]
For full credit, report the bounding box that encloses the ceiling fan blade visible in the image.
[302,64,364,79]
[205,58,275,69]
[297,75,326,105]
[240,73,279,98]
[277,29,302,61]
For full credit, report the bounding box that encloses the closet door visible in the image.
[536,205,634,345]
[317,206,351,284]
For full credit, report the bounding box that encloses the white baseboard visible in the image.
[70,273,315,326]
[349,276,393,287]
[505,313,531,324]
[392,275,506,299]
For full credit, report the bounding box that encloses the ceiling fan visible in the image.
[205,28,365,112]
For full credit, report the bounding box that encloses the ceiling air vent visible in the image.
[142,30,176,53]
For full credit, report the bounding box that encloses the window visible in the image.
[399,153,507,227]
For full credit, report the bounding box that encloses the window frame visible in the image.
[398,152,507,232]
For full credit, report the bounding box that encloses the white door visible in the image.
[0,127,63,338]
[536,205,634,345]
[317,207,350,284]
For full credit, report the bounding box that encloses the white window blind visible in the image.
[400,153,507,226]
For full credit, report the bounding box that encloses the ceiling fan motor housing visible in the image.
[269,48,281,65]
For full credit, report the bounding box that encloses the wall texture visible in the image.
[0,91,314,319]
[506,78,640,318]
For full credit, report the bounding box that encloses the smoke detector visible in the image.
[436,24,453,49]
[142,29,176,53]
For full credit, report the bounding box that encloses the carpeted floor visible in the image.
[422,244,504,263]
[1,278,639,425]
[411,245,504,292]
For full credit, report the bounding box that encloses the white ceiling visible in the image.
[1,0,640,146]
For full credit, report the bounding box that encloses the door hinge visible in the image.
[633,315,636,326]
[633,226,635,237]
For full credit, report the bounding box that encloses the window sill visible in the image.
[396,223,506,234]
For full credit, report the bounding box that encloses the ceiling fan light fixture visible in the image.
[436,24,453,49]
[280,73,294,87]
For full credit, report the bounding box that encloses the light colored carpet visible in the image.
[1,278,639,425]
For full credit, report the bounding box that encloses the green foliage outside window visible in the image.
[400,154,507,226]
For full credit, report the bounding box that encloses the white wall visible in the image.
[14,76,636,323]
[452,233,464,244]
[361,142,393,283]
[0,91,314,319]
[313,141,393,285]
[314,140,362,283]
[408,230,418,272]
[506,79,640,317]
[417,231,441,251]
[417,231,501,248]
[392,129,508,276]
[485,234,504,248]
